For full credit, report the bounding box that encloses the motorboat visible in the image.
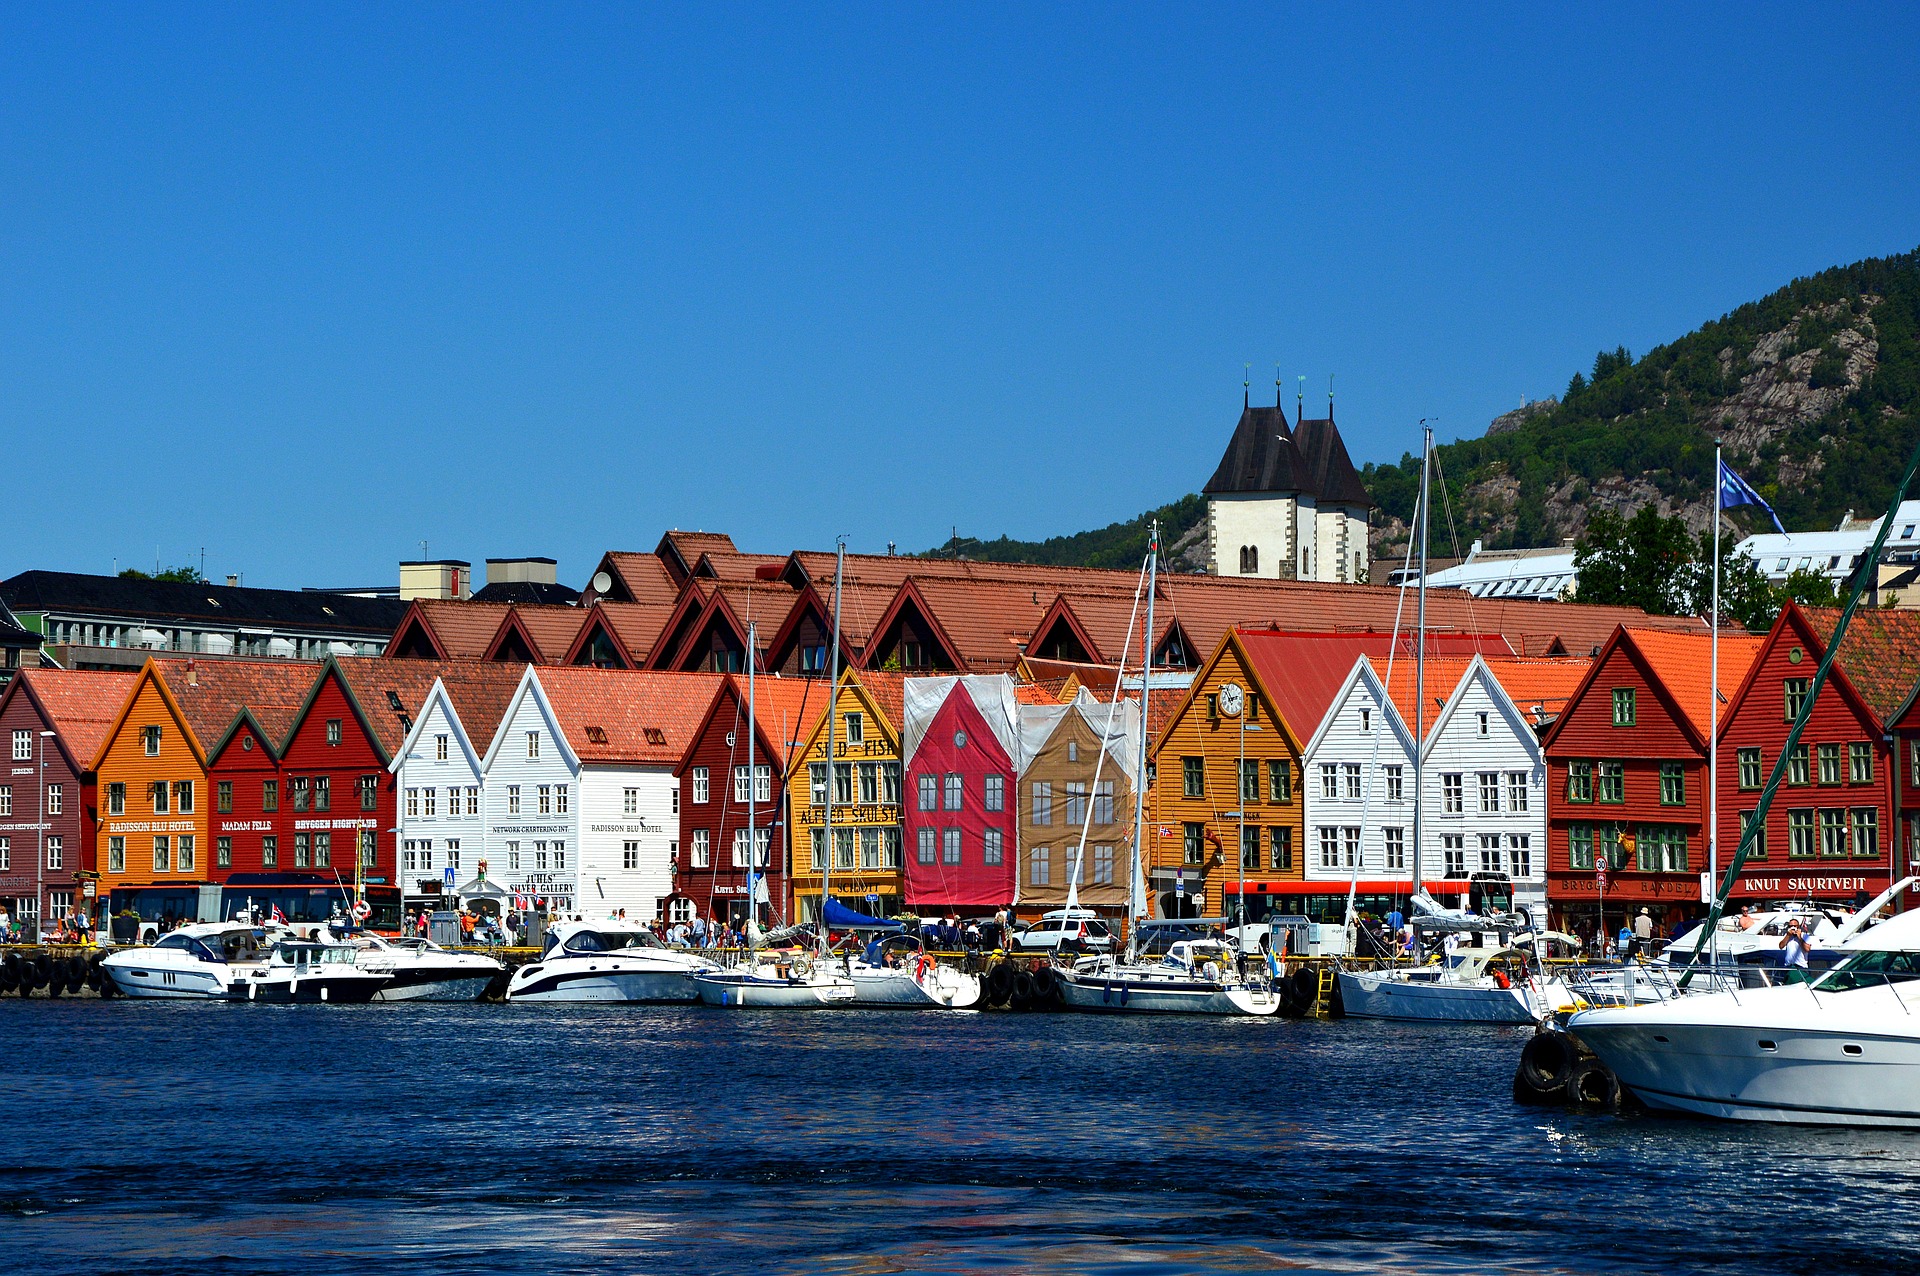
[343,931,504,1002]
[691,952,857,1008]
[1654,901,1853,968]
[100,922,276,999]
[231,939,391,1003]
[1057,937,1280,1015]
[1566,886,1920,1126]
[841,935,982,1008]
[506,921,712,1003]
[1338,943,1572,1024]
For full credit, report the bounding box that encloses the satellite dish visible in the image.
[591,571,613,594]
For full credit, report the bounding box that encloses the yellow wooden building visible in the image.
[784,669,906,920]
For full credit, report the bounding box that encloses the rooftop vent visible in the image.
[642,727,667,745]
[584,725,608,744]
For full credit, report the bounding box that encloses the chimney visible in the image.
[485,557,558,587]
[225,574,239,588]
[399,560,473,601]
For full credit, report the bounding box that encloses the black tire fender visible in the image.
[1567,1058,1622,1112]
[1520,1032,1579,1092]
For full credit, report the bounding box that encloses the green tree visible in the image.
[1572,506,1698,615]
[119,565,207,583]
[1685,529,1777,631]
[1775,567,1840,608]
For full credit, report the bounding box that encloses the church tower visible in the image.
[1203,380,1373,583]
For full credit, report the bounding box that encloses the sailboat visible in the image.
[693,556,857,1009]
[1055,523,1280,1016]
[1336,427,1565,1024]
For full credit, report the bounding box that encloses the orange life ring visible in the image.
[351,900,373,922]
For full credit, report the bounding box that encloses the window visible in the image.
[142,725,161,756]
[1479,773,1500,813]
[1478,711,1491,737]
[1784,678,1810,722]
[527,731,540,759]
[216,781,232,814]
[1506,772,1528,812]
[844,713,864,746]
[917,774,937,812]
[1741,810,1767,860]
[691,829,710,868]
[360,831,377,869]
[45,835,62,870]
[1029,845,1051,886]
[1637,825,1688,872]
[753,766,770,803]
[1067,741,1079,763]
[1,838,13,870]
[105,782,123,816]
[835,827,856,870]
[1509,834,1532,878]
[261,835,277,868]
[538,785,551,815]
[1267,759,1291,802]
[1319,826,1339,869]
[1320,764,1338,800]
[151,781,168,815]
[1092,780,1114,824]
[1183,822,1206,865]
[1343,764,1361,800]
[1384,826,1405,870]
[983,829,1004,865]
[883,763,900,806]
[311,831,329,868]
[1659,762,1685,806]
[467,787,479,815]
[1032,782,1052,825]
[405,788,419,818]
[326,719,342,747]
[1064,782,1086,825]
[45,783,62,816]
[732,829,754,867]
[11,729,30,761]
[942,828,962,866]
[1569,824,1594,870]
[1478,834,1501,874]
[436,734,449,761]
[623,841,640,870]
[1788,809,1815,858]
[1852,808,1879,859]
[1788,743,1810,786]
[688,767,709,804]
[152,835,170,873]
[1566,761,1592,803]
[944,773,963,812]
[834,762,853,804]
[534,842,548,871]
[985,774,1006,812]
[1269,826,1293,871]
[1359,707,1371,733]
[1239,545,1258,573]
[311,777,326,811]
[917,828,937,865]
[359,775,378,811]
[1183,757,1205,799]
[108,836,124,873]
[1385,765,1403,802]
[1442,835,1465,878]
[1093,842,1113,884]
[1441,773,1463,814]
[808,828,824,870]
[507,785,520,815]
[624,787,639,816]
[290,777,309,812]
[860,827,883,870]
[1236,760,1258,804]
[734,766,752,803]
[262,779,278,812]
[1597,761,1624,804]
[1849,743,1873,784]
[1814,807,1849,857]
[1612,688,1636,727]
[1738,748,1762,790]
[809,763,827,806]
[424,788,438,817]
[1206,694,1218,721]
[1240,825,1261,870]
[216,836,231,868]
[1818,743,1842,785]
[1913,741,1920,788]
[884,828,901,868]
[1342,826,1360,868]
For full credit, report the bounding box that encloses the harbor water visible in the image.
[4,1001,1918,1274]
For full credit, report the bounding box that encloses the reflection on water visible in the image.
[3,1001,1918,1274]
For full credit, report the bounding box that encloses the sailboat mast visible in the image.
[746,618,756,943]
[1413,427,1430,900]
[1130,522,1159,945]
[820,540,845,955]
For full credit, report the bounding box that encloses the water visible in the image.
[4,1002,1917,1274]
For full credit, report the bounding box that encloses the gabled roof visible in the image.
[471,579,582,606]
[657,531,742,582]
[761,584,866,674]
[847,669,906,739]
[1801,606,1920,728]
[387,599,513,661]
[1300,656,1420,760]
[896,575,1056,671]
[386,661,528,771]
[1633,629,1767,741]
[535,667,727,766]
[1203,405,1305,495]
[509,605,591,664]
[1380,655,1592,735]
[585,551,680,606]
[1292,417,1372,508]
[148,657,322,764]
[684,673,832,774]
[326,657,521,762]
[1233,629,1509,744]
[0,668,138,773]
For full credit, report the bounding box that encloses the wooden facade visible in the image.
[1015,694,1137,916]
[902,678,1020,913]
[271,663,393,886]
[785,671,904,919]
[91,666,214,910]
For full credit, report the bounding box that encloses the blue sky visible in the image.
[5,4,1918,588]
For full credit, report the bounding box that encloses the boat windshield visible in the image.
[1812,949,1920,992]
[563,930,660,954]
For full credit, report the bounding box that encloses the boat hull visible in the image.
[848,965,982,1009]
[506,962,699,1003]
[692,972,856,1008]
[1337,969,1542,1024]
[1057,971,1279,1016]
[100,960,236,1000]
[237,973,389,1004]
[373,971,498,1002]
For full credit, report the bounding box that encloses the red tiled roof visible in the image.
[149,657,321,758]
[511,605,590,663]
[1802,606,1920,726]
[331,658,523,759]
[587,600,680,665]
[896,576,1054,671]
[1380,655,1593,735]
[11,669,138,767]
[536,667,727,765]
[1630,629,1766,739]
[849,669,906,737]
[408,600,515,660]
[1234,630,1509,743]
[725,674,831,771]
[600,552,680,606]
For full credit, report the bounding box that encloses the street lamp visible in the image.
[36,729,54,944]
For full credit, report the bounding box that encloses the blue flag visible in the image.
[1718,460,1786,534]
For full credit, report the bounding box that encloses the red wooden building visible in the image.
[902,676,1021,915]
[1542,627,1765,940]
[672,673,828,929]
[0,669,136,935]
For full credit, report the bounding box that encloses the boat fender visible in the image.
[1566,1058,1622,1113]
[1518,1032,1578,1091]
[1203,960,1224,982]
[1031,965,1059,1002]
[352,901,373,922]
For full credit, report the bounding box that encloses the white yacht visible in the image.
[346,932,504,1002]
[231,939,391,1003]
[1567,896,1920,1126]
[100,922,276,999]
[841,936,981,1008]
[691,952,857,1008]
[1338,944,1571,1024]
[1654,901,1852,968]
[505,921,712,1003]
[1057,937,1280,1016]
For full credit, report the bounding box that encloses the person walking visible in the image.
[1633,908,1653,952]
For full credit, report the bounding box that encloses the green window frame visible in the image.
[1820,808,1848,858]
[1568,824,1594,870]
[1596,823,1623,870]
[1787,808,1814,858]
[1596,761,1625,804]
[1849,742,1873,785]
[1566,761,1592,804]
[1737,748,1762,790]
[1659,762,1684,806]
[1784,678,1810,722]
[1817,742,1842,785]
[1612,687,1636,727]
[1851,808,1879,859]
[1741,810,1767,860]
[1182,757,1204,799]
[1787,743,1810,786]
[1266,759,1291,803]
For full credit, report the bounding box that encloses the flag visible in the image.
[1718,460,1786,534]
[270,905,287,924]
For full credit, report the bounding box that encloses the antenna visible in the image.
[1275,363,1282,408]
[1243,363,1250,410]
[420,539,429,560]
[1328,372,1335,416]
[1296,375,1304,422]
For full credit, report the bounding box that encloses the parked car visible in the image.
[1011,910,1115,953]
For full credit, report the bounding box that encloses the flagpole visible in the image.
[1710,440,1722,971]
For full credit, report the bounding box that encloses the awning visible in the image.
[822,897,902,929]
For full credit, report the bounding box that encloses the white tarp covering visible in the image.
[902,674,1023,769]
[1068,687,1142,789]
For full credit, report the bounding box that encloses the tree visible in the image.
[1775,568,1841,609]
[1684,529,1777,632]
[1572,506,1698,615]
[119,565,207,583]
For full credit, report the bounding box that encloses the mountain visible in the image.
[1364,245,1920,559]
[929,246,1920,571]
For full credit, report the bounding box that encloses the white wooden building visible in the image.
[1300,656,1419,884]
[478,668,583,917]
[390,672,522,910]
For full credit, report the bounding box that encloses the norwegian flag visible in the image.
[271,905,288,924]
